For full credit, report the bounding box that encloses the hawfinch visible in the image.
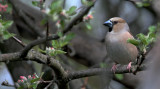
[103,17,138,72]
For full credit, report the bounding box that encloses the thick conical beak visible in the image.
[103,20,113,28]
[103,20,113,32]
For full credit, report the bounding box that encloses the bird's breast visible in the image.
[105,32,138,64]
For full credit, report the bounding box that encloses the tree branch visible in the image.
[0,51,146,83]
[1,0,146,86]
[12,36,26,47]
[19,1,96,58]
[20,34,59,57]
[63,1,96,34]
[1,81,16,88]
[64,64,146,83]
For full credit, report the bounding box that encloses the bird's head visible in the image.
[103,17,129,32]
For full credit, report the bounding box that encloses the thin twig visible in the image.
[12,36,26,47]
[20,35,59,57]
[133,52,146,74]
[63,0,66,8]
[45,21,49,49]
[44,80,54,89]
[1,81,16,88]
[63,1,96,34]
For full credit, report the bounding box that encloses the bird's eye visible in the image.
[113,21,118,24]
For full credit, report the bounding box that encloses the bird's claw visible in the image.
[111,64,117,73]
[127,62,132,72]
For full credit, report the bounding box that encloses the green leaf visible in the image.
[148,25,156,39]
[147,38,155,44]
[17,86,24,89]
[29,83,38,89]
[50,7,63,15]
[127,24,157,53]
[137,33,148,45]
[32,1,39,6]
[2,31,15,40]
[28,85,34,88]
[52,14,59,21]
[127,38,140,46]
[136,2,143,7]
[81,0,94,6]
[6,3,12,13]
[0,20,14,41]
[148,32,156,38]
[60,19,65,29]
[38,48,46,54]
[59,33,75,47]
[2,21,13,29]
[100,63,108,68]
[55,50,66,54]
[41,19,47,25]
[57,31,63,37]
[85,23,92,30]
[60,41,68,47]
[66,6,77,16]
[51,0,62,9]
[115,74,123,80]
[50,0,63,14]
[142,2,150,7]
[30,78,40,83]
[32,83,38,89]
[137,33,145,39]
[64,33,75,42]
[148,26,156,33]
[49,51,55,56]
[40,72,44,78]
[52,40,59,49]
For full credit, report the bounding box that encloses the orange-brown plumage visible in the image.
[104,17,138,72]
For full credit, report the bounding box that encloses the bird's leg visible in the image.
[111,64,117,73]
[127,62,132,72]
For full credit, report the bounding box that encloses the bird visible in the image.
[103,17,138,73]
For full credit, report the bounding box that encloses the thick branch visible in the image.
[27,50,66,78]
[0,51,146,83]
[0,52,21,62]
[64,64,146,83]
[0,50,66,80]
